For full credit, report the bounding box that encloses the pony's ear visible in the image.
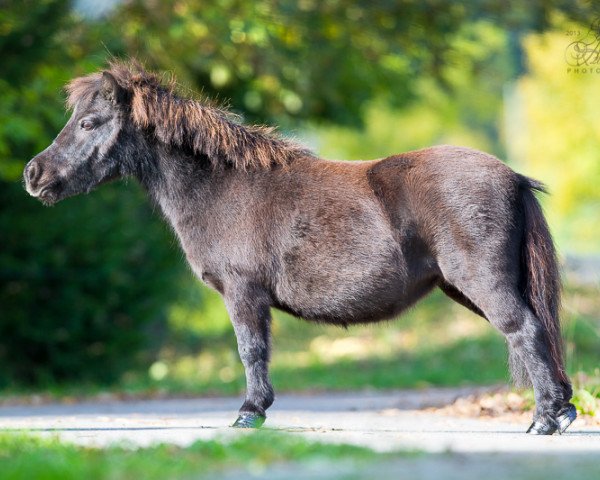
[101,71,127,105]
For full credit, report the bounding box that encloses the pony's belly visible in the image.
[273,262,436,325]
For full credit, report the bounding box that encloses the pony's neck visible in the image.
[136,141,222,226]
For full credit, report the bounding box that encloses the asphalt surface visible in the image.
[1,386,599,454]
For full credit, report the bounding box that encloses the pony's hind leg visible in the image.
[441,272,572,434]
[439,282,486,319]
[495,298,569,434]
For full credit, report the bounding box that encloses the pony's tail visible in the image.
[511,175,569,390]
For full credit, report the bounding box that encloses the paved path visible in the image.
[1,387,599,453]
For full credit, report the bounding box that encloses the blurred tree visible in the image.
[0,0,71,180]
[511,18,600,253]
[0,182,183,385]
[0,0,70,83]
[314,20,513,159]
[0,0,186,385]
[112,0,595,127]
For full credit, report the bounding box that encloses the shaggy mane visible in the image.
[66,61,314,170]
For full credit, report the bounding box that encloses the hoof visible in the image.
[526,420,557,435]
[556,403,577,434]
[231,412,266,429]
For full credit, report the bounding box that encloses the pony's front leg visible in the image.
[224,283,274,428]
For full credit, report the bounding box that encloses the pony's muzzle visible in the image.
[24,157,61,204]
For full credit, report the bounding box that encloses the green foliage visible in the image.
[0,432,380,480]
[0,0,71,84]
[0,1,182,386]
[0,181,185,385]
[75,285,598,399]
[570,369,600,417]
[510,18,600,252]
[110,0,595,127]
[572,388,598,416]
[97,290,509,397]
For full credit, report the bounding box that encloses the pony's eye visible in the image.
[80,120,94,131]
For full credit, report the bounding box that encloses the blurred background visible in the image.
[0,0,598,404]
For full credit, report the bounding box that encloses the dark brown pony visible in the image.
[24,62,575,434]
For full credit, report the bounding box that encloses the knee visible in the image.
[238,343,269,365]
[490,304,536,336]
[496,316,522,335]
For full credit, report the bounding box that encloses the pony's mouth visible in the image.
[27,181,62,206]
[38,186,58,205]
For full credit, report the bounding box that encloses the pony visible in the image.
[24,61,576,434]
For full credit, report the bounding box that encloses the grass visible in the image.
[562,285,600,418]
[571,371,600,418]
[0,431,385,480]
[149,284,600,396]
[1,431,599,480]
[0,289,510,401]
[1,284,598,409]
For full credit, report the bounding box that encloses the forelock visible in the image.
[66,74,102,110]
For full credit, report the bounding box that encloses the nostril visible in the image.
[26,161,40,186]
